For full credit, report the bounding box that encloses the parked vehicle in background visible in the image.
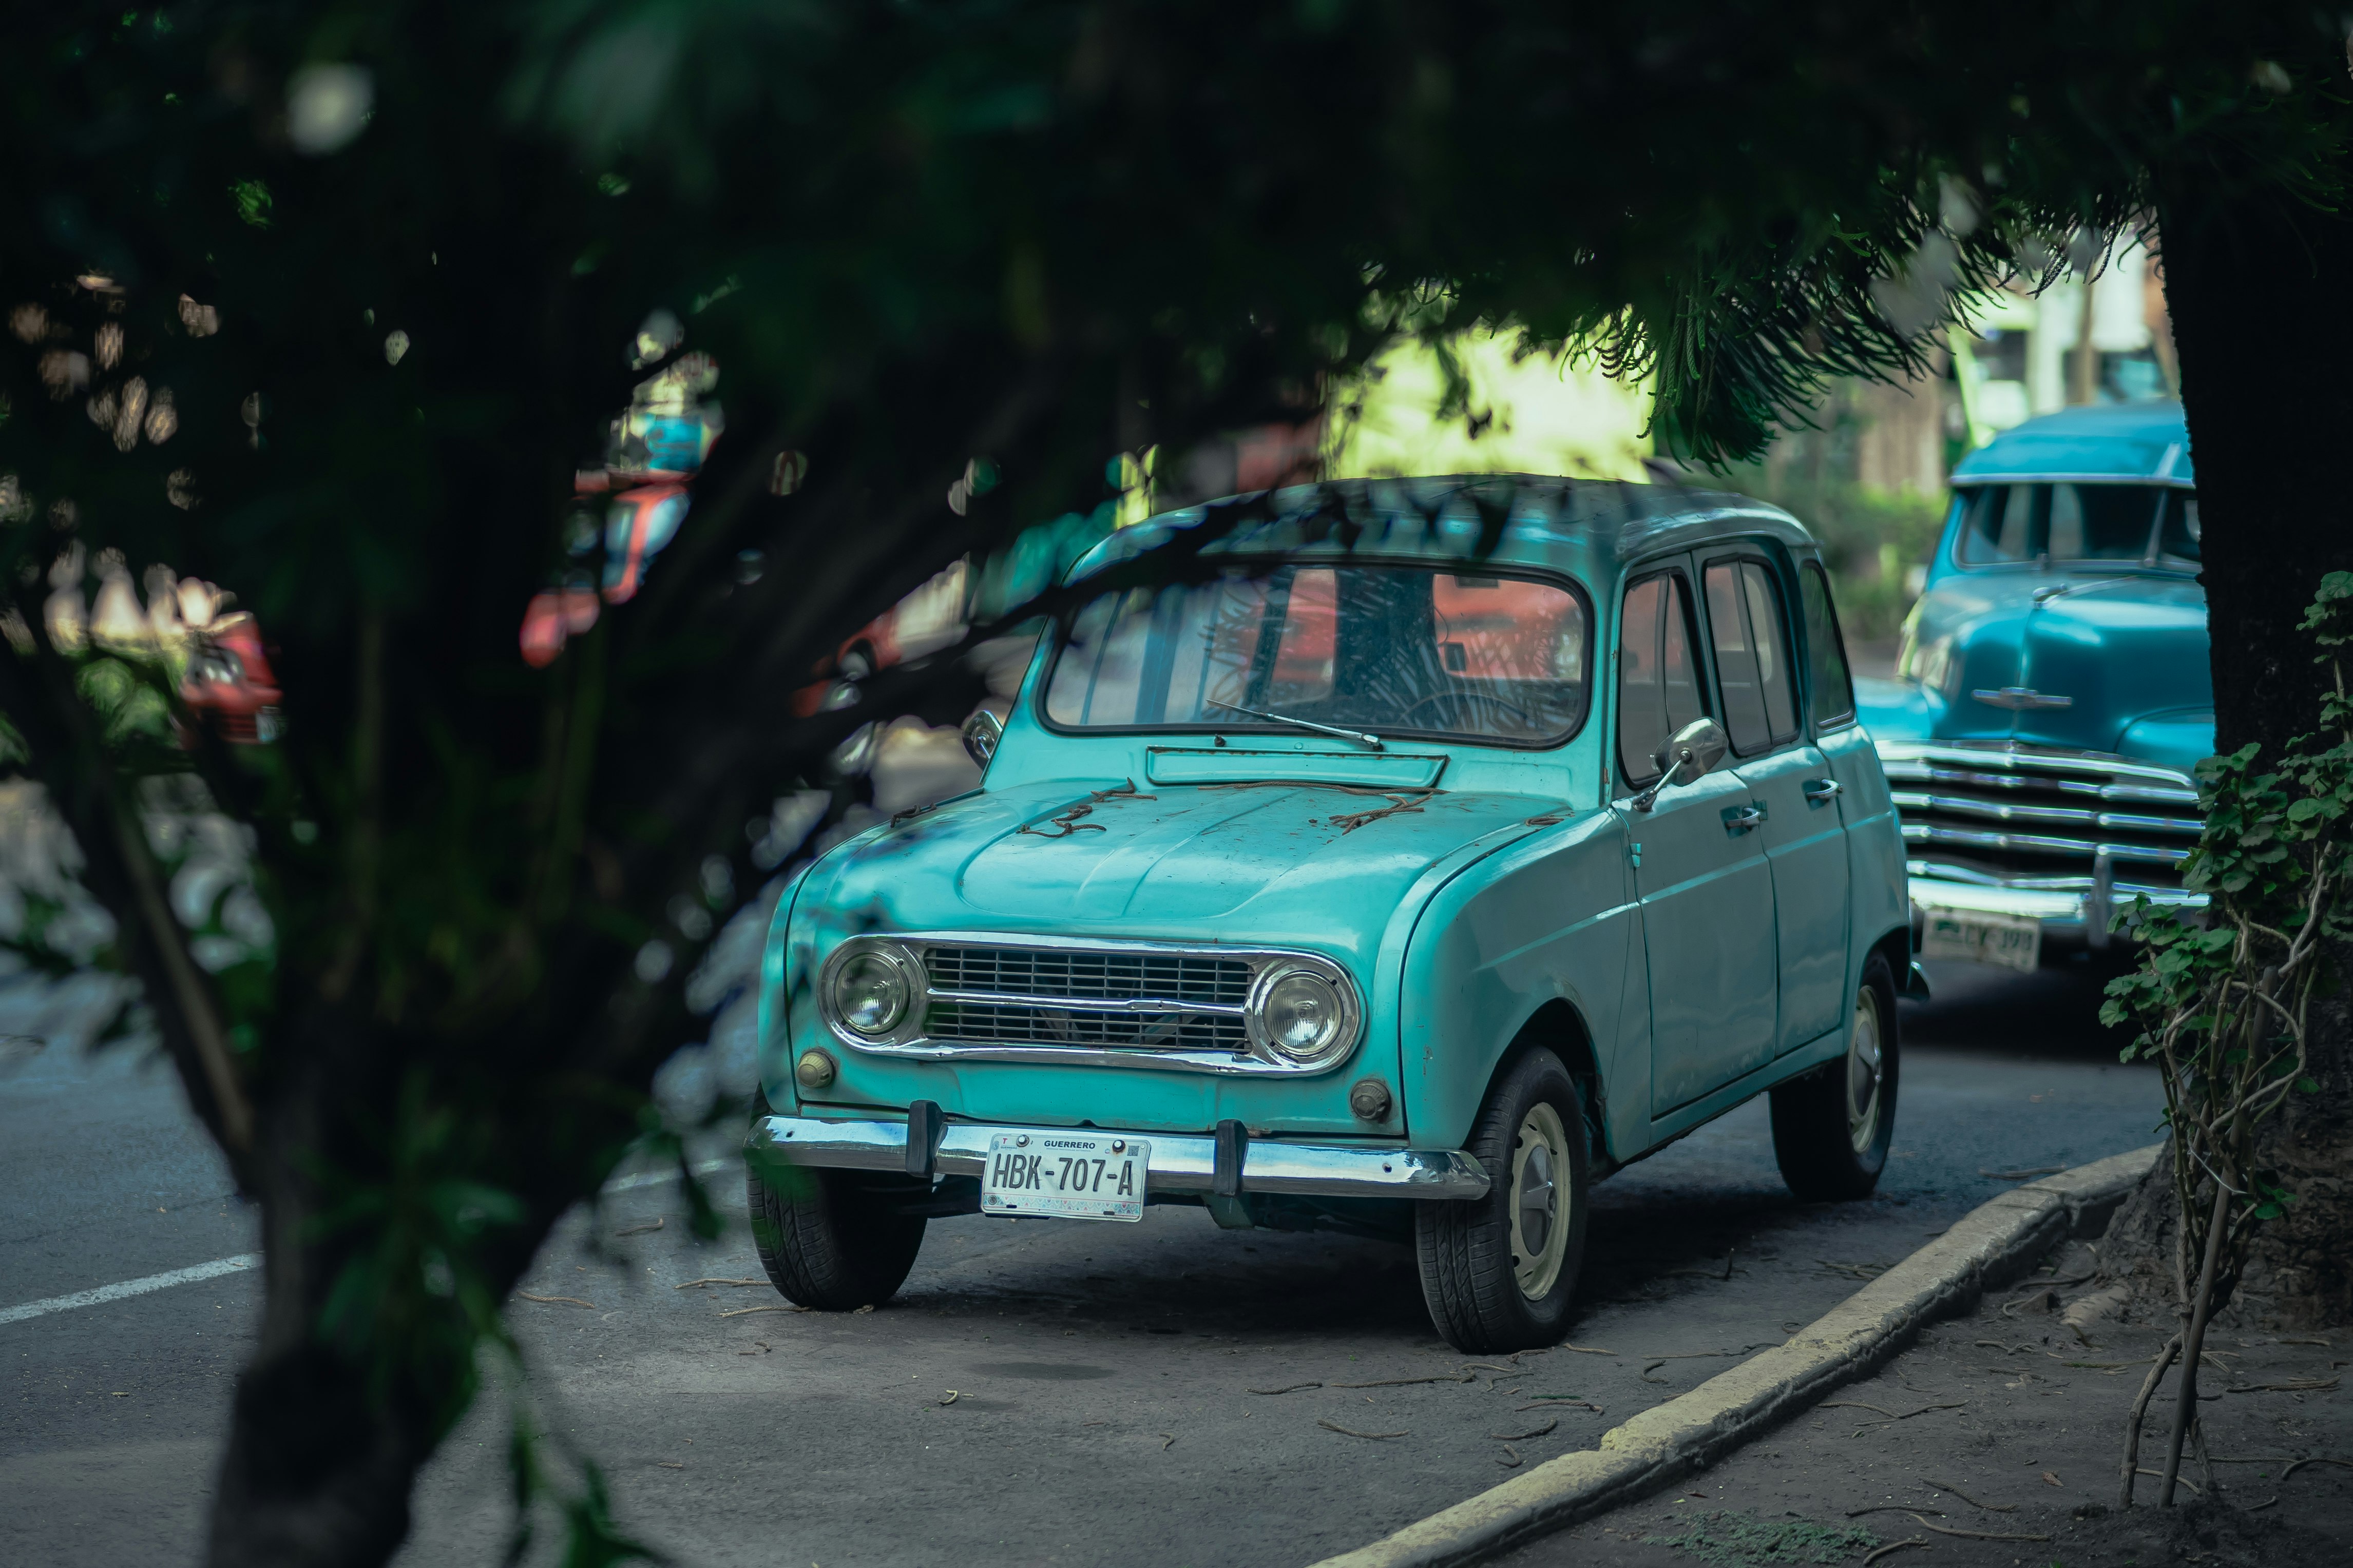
[743,475,1912,1351]
[788,562,975,780]
[180,611,284,745]
[1856,401,2210,972]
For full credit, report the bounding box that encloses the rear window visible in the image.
[1953,483,2187,567]
[1798,563,1856,728]
[1702,560,1799,756]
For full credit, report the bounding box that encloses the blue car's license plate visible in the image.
[1920,907,2041,973]
[980,1130,1150,1223]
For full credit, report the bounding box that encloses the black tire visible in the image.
[747,1164,928,1310]
[1770,952,1900,1202]
[1414,1047,1592,1353]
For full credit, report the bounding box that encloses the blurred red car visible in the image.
[789,561,970,719]
[790,614,905,720]
[181,612,283,744]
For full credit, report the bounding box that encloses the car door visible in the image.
[1697,550,1853,1055]
[1611,560,1782,1117]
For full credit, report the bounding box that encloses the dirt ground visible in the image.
[1501,1234,2352,1568]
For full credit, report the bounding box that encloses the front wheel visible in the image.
[1770,953,1900,1202]
[1415,1048,1591,1352]
[747,1164,928,1310]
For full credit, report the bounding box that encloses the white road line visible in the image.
[0,1157,737,1327]
[0,1253,260,1326]
[605,1155,735,1192]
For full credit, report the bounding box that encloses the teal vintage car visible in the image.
[744,475,1912,1351]
[1857,402,2210,972]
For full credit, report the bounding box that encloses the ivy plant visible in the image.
[2100,571,2353,1505]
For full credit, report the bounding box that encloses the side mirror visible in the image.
[960,707,1004,768]
[1630,717,1728,812]
[1665,716,1728,783]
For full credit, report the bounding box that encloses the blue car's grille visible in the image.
[924,1000,1250,1054]
[1878,742,2202,895]
[923,945,1253,1008]
[818,936,1359,1074]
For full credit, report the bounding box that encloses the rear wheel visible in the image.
[1414,1048,1591,1352]
[1770,953,1900,1201]
[747,1164,928,1310]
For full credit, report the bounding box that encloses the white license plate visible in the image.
[1920,908,2042,973]
[980,1131,1150,1222]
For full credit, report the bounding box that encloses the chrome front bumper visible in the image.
[745,1114,1491,1202]
[1908,867,2206,949]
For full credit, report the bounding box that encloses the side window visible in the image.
[1702,559,1800,756]
[1616,570,1705,787]
[1798,563,1857,729]
[2155,491,2201,564]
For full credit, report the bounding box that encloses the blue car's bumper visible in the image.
[746,1114,1493,1202]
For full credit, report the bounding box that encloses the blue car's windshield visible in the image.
[1043,563,1591,746]
[1953,483,2198,567]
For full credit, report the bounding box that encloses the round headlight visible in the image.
[832,947,913,1036]
[1259,969,1344,1062]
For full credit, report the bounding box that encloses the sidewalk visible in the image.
[1496,1232,2351,1568]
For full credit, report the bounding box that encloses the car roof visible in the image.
[1071,474,1814,584]
[1950,400,2192,488]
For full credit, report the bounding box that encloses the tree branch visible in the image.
[0,598,254,1159]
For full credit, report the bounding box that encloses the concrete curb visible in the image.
[1304,1143,2162,1568]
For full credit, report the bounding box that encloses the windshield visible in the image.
[1043,563,1591,746]
[1952,482,2198,568]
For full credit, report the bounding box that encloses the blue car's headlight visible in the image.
[832,944,916,1036]
[1248,959,1359,1068]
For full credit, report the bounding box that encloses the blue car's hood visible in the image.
[798,778,1557,964]
[1874,570,2211,767]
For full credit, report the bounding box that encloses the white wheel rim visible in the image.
[1509,1102,1574,1300]
[1846,985,1884,1155]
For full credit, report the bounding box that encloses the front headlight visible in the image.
[1249,962,1356,1067]
[831,944,915,1036]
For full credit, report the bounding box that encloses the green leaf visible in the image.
[228,176,272,228]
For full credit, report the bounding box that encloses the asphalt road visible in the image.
[1,956,2165,1568]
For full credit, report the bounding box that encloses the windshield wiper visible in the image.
[1206,700,1384,751]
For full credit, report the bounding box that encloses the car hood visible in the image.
[796,779,1560,962]
[1886,571,2210,759]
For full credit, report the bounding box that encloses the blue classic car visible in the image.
[745,476,1911,1350]
[1858,402,2211,971]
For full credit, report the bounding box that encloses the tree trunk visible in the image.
[200,1031,583,1567]
[206,1180,574,1566]
[206,1153,447,1567]
[2120,139,2353,1329]
[207,1302,438,1566]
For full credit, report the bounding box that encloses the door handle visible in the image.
[1802,778,1844,807]
[1721,803,1765,836]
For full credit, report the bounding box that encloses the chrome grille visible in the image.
[924,945,1251,1008]
[919,942,1252,1056]
[925,1000,1250,1053]
[1876,741,2203,898]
